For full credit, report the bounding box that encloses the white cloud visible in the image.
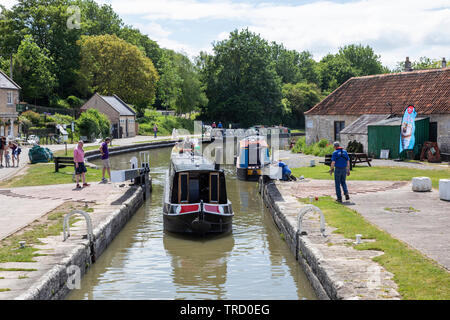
[5,0,450,67]
[100,0,450,67]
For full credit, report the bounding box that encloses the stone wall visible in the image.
[258,178,401,300]
[305,114,359,145]
[428,114,450,153]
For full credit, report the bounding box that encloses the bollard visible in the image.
[439,179,450,201]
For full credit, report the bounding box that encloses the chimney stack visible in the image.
[442,58,447,69]
[404,57,413,72]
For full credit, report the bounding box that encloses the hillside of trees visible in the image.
[0,0,445,129]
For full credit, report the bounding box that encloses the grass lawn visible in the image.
[0,163,103,188]
[52,145,101,158]
[292,164,450,189]
[0,202,86,264]
[306,197,450,300]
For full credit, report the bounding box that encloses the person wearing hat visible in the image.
[329,141,350,203]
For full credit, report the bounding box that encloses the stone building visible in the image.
[81,93,137,139]
[305,63,450,154]
[0,70,20,138]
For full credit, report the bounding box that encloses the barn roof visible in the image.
[305,68,450,116]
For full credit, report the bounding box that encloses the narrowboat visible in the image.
[163,143,234,235]
[235,136,271,181]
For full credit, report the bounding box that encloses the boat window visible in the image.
[210,173,219,203]
[179,173,189,203]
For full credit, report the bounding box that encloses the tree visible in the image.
[13,35,57,104]
[157,51,182,112]
[201,29,284,127]
[318,44,387,93]
[282,82,323,127]
[9,0,82,97]
[77,34,159,114]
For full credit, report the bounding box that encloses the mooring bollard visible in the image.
[439,179,450,201]
[63,210,94,243]
[297,205,327,237]
[412,177,432,192]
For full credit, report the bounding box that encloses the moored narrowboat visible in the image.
[235,136,271,181]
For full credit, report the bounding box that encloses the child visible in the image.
[4,149,10,168]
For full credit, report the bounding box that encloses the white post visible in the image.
[10,118,14,139]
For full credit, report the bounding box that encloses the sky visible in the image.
[2,0,450,68]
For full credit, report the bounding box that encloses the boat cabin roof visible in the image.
[171,153,218,172]
[239,136,269,148]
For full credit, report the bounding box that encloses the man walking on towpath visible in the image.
[100,137,111,183]
[329,141,350,203]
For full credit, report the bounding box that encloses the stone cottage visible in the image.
[0,70,20,138]
[80,93,137,139]
[305,62,450,154]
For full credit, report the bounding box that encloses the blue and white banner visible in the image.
[399,105,417,154]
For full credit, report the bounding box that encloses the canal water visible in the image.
[67,146,316,300]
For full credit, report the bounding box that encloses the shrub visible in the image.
[291,137,334,157]
[76,109,110,140]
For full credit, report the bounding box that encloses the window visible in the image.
[7,92,13,105]
[178,173,189,203]
[209,173,219,203]
[334,121,345,142]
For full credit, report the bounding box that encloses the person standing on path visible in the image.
[74,140,90,189]
[153,124,158,138]
[100,137,111,183]
[8,142,16,167]
[329,141,350,203]
[0,136,5,168]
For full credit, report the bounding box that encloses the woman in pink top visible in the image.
[73,140,90,189]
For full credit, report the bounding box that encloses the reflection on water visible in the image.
[67,146,316,300]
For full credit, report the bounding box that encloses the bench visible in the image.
[54,157,75,172]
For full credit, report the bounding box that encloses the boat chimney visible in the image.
[404,57,413,72]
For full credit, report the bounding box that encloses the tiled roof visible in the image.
[305,68,450,116]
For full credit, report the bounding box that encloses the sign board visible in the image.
[380,149,390,159]
[306,120,313,129]
[399,105,417,154]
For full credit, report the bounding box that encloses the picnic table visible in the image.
[349,153,372,167]
[321,152,372,170]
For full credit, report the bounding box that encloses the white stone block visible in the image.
[439,179,450,201]
[412,177,432,192]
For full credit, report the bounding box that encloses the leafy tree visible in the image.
[13,35,57,104]
[318,44,387,92]
[7,0,82,98]
[76,0,123,36]
[119,26,162,71]
[282,82,323,127]
[157,51,182,112]
[77,34,159,114]
[201,28,284,127]
[270,44,320,86]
